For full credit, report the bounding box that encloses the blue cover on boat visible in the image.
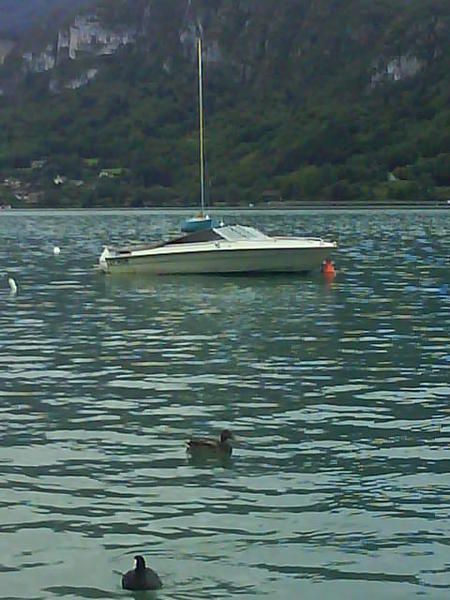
[181,216,219,233]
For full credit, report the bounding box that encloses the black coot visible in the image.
[122,555,162,591]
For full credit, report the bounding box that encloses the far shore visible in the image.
[1,203,448,213]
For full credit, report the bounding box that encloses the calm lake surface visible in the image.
[0,209,449,600]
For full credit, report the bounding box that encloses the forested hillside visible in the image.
[0,0,449,209]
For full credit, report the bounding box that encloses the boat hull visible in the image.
[101,243,335,275]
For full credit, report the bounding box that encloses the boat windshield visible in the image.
[162,224,272,247]
[215,225,271,241]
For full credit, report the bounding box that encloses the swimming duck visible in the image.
[122,555,162,591]
[186,429,234,457]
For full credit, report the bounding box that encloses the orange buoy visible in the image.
[321,258,336,278]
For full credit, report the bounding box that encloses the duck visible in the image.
[186,429,234,457]
[122,555,162,591]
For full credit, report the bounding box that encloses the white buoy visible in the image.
[53,246,61,255]
[8,277,17,295]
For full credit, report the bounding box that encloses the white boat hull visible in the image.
[100,239,336,275]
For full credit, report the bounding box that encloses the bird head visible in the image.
[220,429,233,442]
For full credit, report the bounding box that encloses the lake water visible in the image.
[0,209,449,600]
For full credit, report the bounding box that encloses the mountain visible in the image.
[0,0,449,209]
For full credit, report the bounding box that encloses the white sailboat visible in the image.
[98,38,337,275]
[99,224,337,275]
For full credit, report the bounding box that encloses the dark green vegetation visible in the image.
[0,0,449,208]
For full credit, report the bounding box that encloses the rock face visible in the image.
[59,15,136,61]
[64,68,99,90]
[15,11,137,88]
[371,55,424,87]
[22,14,136,72]
[23,45,56,73]
[1,0,449,94]
[0,40,15,65]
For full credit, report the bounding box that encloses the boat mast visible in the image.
[198,37,205,217]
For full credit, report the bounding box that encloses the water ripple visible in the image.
[0,210,449,599]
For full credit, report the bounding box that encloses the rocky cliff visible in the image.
[2,0,448,94]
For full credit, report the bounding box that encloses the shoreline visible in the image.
[1,204,448,213]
